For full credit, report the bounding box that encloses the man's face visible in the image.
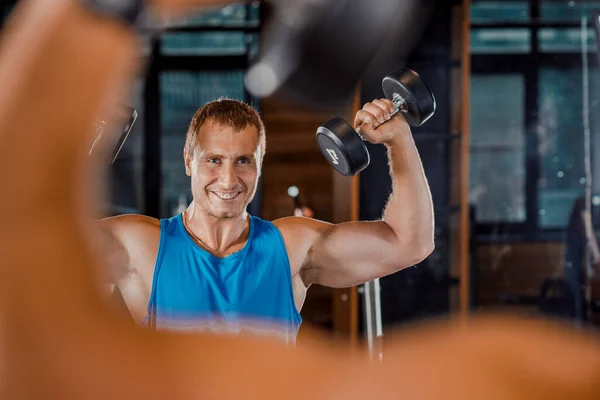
[184,120,262,219]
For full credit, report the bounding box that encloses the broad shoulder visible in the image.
[272,217,331,267]
[272,216,331,240]
[100,214,163,277]
[271,217,333,285]
[100,214,161,245]
[101,213,160,230]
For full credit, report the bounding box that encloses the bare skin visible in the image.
[1,1,600,400]
[102,90,435,324]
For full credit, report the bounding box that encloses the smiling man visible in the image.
[100,82,434,341]
[100,92,435,340]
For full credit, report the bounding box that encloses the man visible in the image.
[100,92,434,339]
[1,1,600,399]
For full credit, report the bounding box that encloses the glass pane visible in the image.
[470,74,526,223]
[471,151,527,222]
[540,1,600,22]
[163,2,260,27]
[470,1,530,23]
[160,71,246,218]
[538,28,597,53]
[537,66,598,228]
[161,32,254,56]
[470,29,531,54]
[107,78,145,215]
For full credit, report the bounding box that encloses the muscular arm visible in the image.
[96,214,160,276]
[278,101,434,288]
[91,220,130,292]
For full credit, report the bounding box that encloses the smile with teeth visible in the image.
[212,191,241,201]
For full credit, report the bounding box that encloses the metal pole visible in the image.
[362,278,383,361]
[581,16,595,320]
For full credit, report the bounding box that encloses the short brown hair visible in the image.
[184,98,266,162]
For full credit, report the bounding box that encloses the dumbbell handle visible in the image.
[356,93,408,135]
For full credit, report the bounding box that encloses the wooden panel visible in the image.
[331,87,361,346]
[475,242,565,305]
[262,122,327,154]
[449,3,463,313]
[448,0,471,315]
[261,160,334,222]
[261,93,354,332]
[458,0,472,316]
[261,105,334,222]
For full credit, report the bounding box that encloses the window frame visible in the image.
[471,1,600,242]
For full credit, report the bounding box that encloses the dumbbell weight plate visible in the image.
[316,116,370,176]
[382,68,436,127]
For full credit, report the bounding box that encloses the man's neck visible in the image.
[183,204,250,255]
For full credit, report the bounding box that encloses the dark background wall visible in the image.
[358,0,460,329]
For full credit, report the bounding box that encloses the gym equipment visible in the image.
[316,67,435,176]
[79,0,146,27]
[288,185,314,217]
[362,279,383,361]
[287,186,302,209]
[246,0,419,106]
[90,104,138,164]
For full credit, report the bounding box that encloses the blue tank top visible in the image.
[145,213,302,343]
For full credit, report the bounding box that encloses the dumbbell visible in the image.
[89,104,138,164]
[316,68,436,176]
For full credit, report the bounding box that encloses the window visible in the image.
[538,67,585,227]
[471,29,531,53]
[538,64,600,227]
[538,28,597,52]
[470,74,526,223]
[540,1,600,22]
[161,32,250,56]
[108,78,145,215]
[470,0,600,236]
[470,1,529,23]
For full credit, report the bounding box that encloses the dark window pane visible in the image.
[247,1,261,23]
[538,27,596,53]
[108,78,145,215]
[160,71,246,218]
[471,29,531,54]
[537,67,596,228]
[470,1,529,23]
[161,32,254,56]
[470,74,526,223]
[540,1,600,22]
